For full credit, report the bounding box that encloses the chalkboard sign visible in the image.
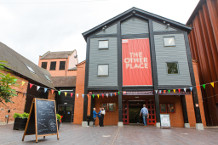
[160,114,171,128]
[22,98,59,143]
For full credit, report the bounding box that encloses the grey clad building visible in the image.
[81,7,205,129]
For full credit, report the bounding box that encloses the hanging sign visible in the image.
[122,38,152,86]
[123,91,153,95]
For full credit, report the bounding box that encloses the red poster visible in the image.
[122,38,152,86]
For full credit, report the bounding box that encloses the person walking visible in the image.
[93,108,98,127]
[100,107,106,127]
[140,104,149,126]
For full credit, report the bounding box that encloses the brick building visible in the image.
[81,7,206,130]
[38,50,78,122]
[186,0,218,126]
[0,42,55,125]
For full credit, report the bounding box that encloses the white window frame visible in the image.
[97,64,109,76]
[98,40,109,49]
[163,37,176,47]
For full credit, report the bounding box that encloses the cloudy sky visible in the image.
[0,0,199,64]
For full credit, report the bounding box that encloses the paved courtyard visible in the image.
[0,123,218,145]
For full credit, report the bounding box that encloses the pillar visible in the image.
[82,94,88,127]
[181,95,190,128]
[154,93,160,127]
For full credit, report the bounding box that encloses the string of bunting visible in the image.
[13,79,218,99]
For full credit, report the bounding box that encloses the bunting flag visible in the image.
[106,93,109,97]
[110,93,113,97]
[82,94,84,98]
[92,94,95,98]
[97,94,100,99]
[21,81,25,86]
[71,93,73,97]
[76,94,79,98]
[36,86,40,91]
[173,89,176,93]
[163,90,166,93]
[114,93,117,96]
[155,90,158,94]
[178,89,181,93]
[102,94,104,98]
[184,88,187,92]
[58,91,61,95]
[64,92,67,96]
[210,82,214,88]
[196,86,200,90]
[190,87,193,92]
[168,90,171,93]
[159,90,162,94]
[44,88,47,93]
[51,89,54,94]
[29,83,33,89]
[202,84,206,89]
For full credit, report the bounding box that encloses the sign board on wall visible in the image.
[122,39,152,86]
[160,114,171,128]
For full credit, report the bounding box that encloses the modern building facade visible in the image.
[38,50,78,122]
[81,7,206,129]
[187,0,218,126]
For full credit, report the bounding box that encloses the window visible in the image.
[167,62,179,74]
[26,65,35,73]
[108,103,116,111]
[99,40,109,49]
[50,61,56,70]
[41,62,47,69]
[160,104,175,113]
[44,75,51,81]
[160,104,167,113]
[59,61,66,70]
[98,65,109,76]
[168,104,175,113]
[164,37,175,46]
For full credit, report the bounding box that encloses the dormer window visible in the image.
[44,74,51,81]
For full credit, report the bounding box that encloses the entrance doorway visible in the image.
[122,99,156,125]
[58,105,74,122]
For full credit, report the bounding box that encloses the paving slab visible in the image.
[0,124,217,145]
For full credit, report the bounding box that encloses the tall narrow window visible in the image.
[41,62,47,69]
[50,61,56,70]
[99,40,109,49]
[167,62,179,74]
[98,65,109,76]
[59,61,66,70]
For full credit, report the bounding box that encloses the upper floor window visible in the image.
[41,62,47,69]
[164,37,175,47]
[50,61,56,70]
[98,64,109,76]
[26,65,35,74]
[59,61,66,70]
[99,40,109,49]
[167,62,179,74]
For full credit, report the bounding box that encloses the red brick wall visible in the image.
[73,62,86,124]
[0,70,28,124]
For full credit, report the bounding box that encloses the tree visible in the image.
[0,60,17,105]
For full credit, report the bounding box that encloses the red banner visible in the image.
[122,38,152,86]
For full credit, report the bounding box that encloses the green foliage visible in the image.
[13,113,22,118]
[0,61,18,104]
[13,112,29,119]
[56,114,61,121]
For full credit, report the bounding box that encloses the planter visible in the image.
[13,118,27,130]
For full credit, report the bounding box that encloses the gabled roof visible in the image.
[0,42,54,89]
[51,76,76,87]
[82,7,192,40]
[40,50,75,60]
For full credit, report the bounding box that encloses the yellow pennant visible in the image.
[173,89,176,93]
[65,92,67,96]
[97,94,100,99]
[210,82,214,88]
[21,81,25,86]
